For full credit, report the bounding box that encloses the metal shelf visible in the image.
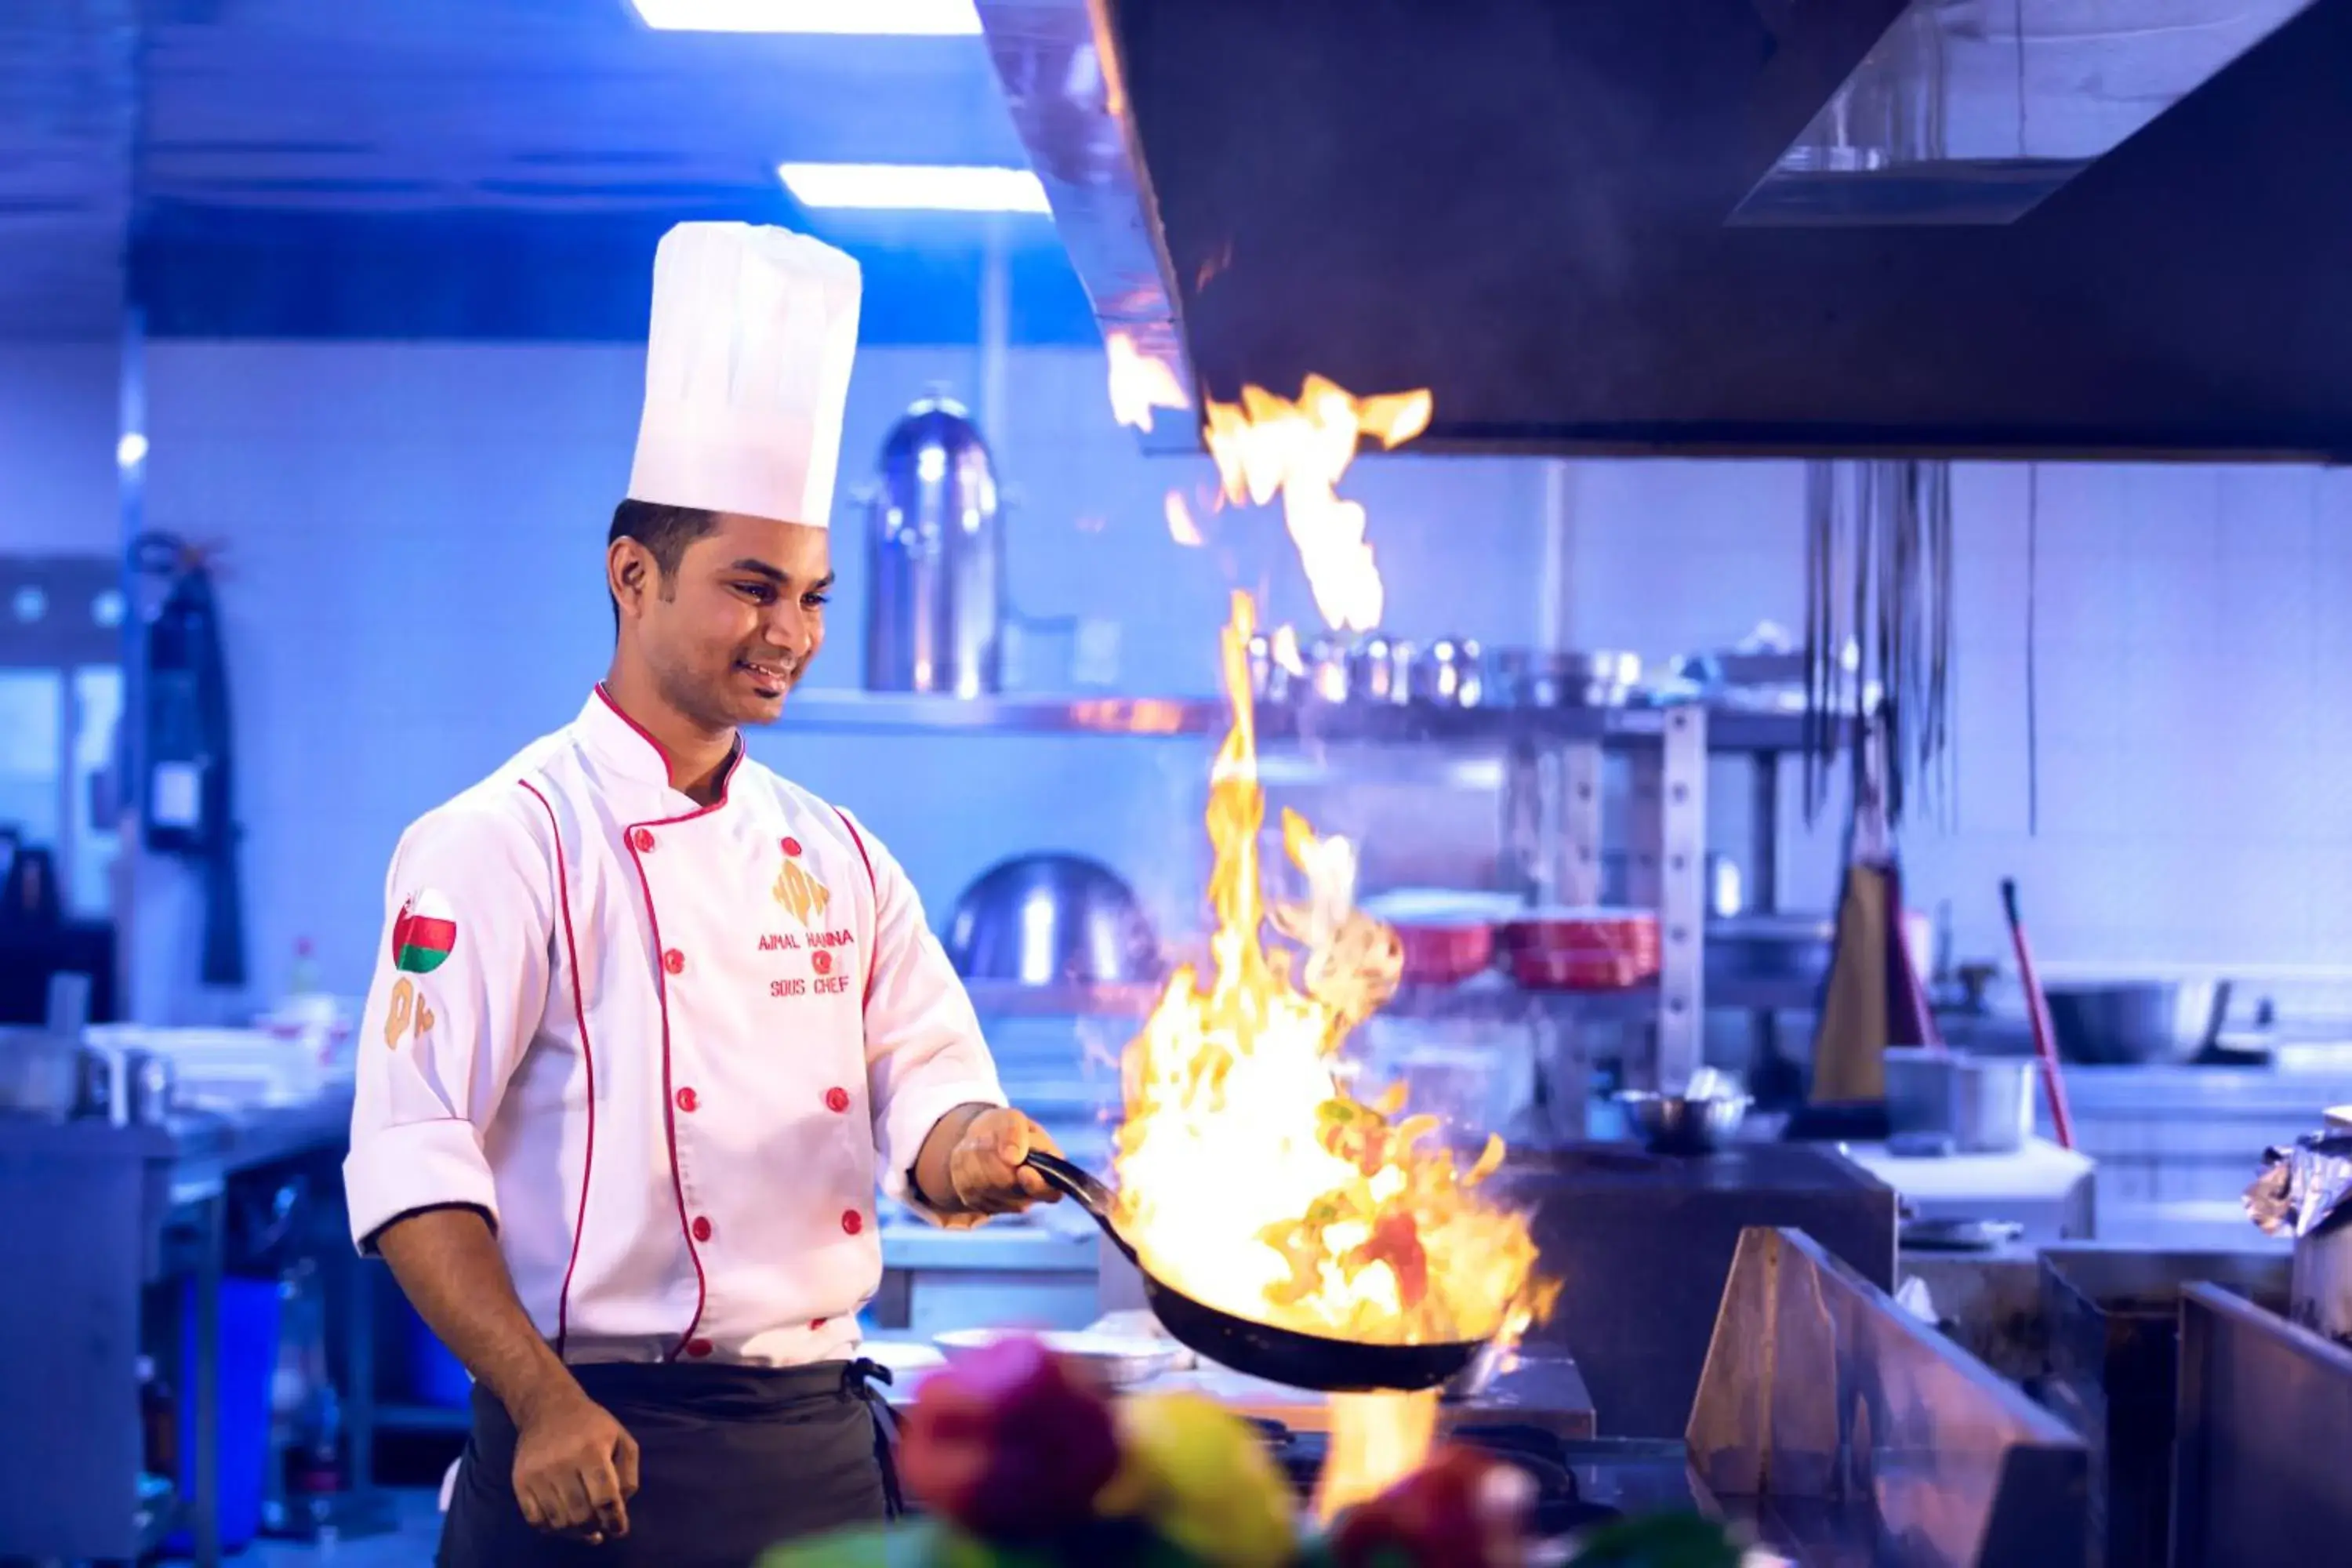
[962,973,1819,1022]
[785,689,1820,753]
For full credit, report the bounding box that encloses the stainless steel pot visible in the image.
[942,855,1163,986]
[1345,633,1413,705]
[1411,637,1483,706]
[77,1044,176,1126]
[1882,1047,2034,1153]
[1704,913,1834,988]
[863,394,1006,696]
[2293,1210,2352,1346]
[1490,648,1642,708]
[2044,980,2230,1065]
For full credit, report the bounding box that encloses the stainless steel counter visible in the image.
[0,1088,359,1566]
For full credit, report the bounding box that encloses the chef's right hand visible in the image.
[512,1388,640,1542]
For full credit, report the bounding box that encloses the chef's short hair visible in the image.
[608,499,717,620]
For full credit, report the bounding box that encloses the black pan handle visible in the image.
[1021,1151,1137,1263]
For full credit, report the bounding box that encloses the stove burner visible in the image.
[1257,1421,1623,1538]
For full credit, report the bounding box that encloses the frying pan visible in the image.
[1022,1150,1486,1392]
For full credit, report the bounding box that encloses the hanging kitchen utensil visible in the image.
[1809,721,1912,1104]
[1022,1151,1485,1392]
[1801,459,1956,830]
[2001,878,2077,1150]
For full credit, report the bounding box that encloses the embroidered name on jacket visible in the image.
[756,929,857,951]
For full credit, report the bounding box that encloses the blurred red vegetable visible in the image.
[895,1336,1120,1542]
[1330,1444,1535,1568]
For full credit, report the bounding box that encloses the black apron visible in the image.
[440,1359,899,1568]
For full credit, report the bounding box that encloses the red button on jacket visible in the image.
[684,1338,713,1359]
[631,828,655,853]
[691,1216,713,1243]
[825,1087,850,1114]
[840,1210,864,1236]
[663,949,686,975]
[674,1087,698,1113]
[782,836,803,858]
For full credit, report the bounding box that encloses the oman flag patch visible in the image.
[391,891,459,975]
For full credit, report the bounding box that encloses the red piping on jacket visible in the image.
[594,683,741,804]
[518,780,595,1360]
[594,684,743,1360]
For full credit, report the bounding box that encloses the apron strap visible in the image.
[844,1359,904,1519]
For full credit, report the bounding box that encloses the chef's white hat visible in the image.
[627,221,862,528]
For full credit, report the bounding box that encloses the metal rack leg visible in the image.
[1653,708,1708,1091]
[192,1191,223,1568]
[1558,741,1603,909]
[1749,750,1783,1080]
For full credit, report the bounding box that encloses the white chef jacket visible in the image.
[344,688,1007,1367]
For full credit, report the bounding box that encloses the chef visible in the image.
[343,220,1060,1567]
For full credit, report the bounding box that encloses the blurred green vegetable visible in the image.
[1565,1511,1747,1568]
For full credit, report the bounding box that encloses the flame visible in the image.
[1166,491,1204,547]
[1107,330,1192,434]
[1315,1392,1441,1523]
[1200,376,1431,633]
[1112,592,1555,1510]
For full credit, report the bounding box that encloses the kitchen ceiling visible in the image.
[2,0,1094,342]
[990,0,2352,459]
[0,1,133,339]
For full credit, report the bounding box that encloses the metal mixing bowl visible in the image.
[1615,1087,1751,1156]
[942,854,1163,986]
[2043,980,2228,1065]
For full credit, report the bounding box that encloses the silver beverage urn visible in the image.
[863,394,1005,695]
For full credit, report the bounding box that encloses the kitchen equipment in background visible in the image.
[942,854,1162,986]
[1882,1047,2034,1153]
[1410,636,1483,706]
[932,1325,1182,1388]
[1358,888,1520,985]
[1706,853,1742,916]
[2002,879,2078,1150]
[1304,634,1352,703]
[76,1039,176,1126]
[1497,906,1659,990]
[1704,912,1834,990]
[2245,1133,2352,1345]
[1615,1068,1750,1155]
[1022,1150,1486,1391]
[83,1024,330,1109]
[1488,648,1641,708]
[1343,633,1412,704]
[863,394,1006,697]
[1243,630,1298,703]
[0,840,58,927]
[1899,1215,2025,1253]
[0,1025,82,1118]
[2042,978,2232,1065]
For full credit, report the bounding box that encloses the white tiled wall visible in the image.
[125,336,2352,1025]
[1561,458,2352,998]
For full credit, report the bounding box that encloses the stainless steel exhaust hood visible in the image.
[978,0,2352,460]
[1735,0,2318,226]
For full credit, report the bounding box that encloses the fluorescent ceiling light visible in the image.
[779,162,1050,214]
[630,0,980,34]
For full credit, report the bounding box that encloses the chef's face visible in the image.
[624,511,831,729]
